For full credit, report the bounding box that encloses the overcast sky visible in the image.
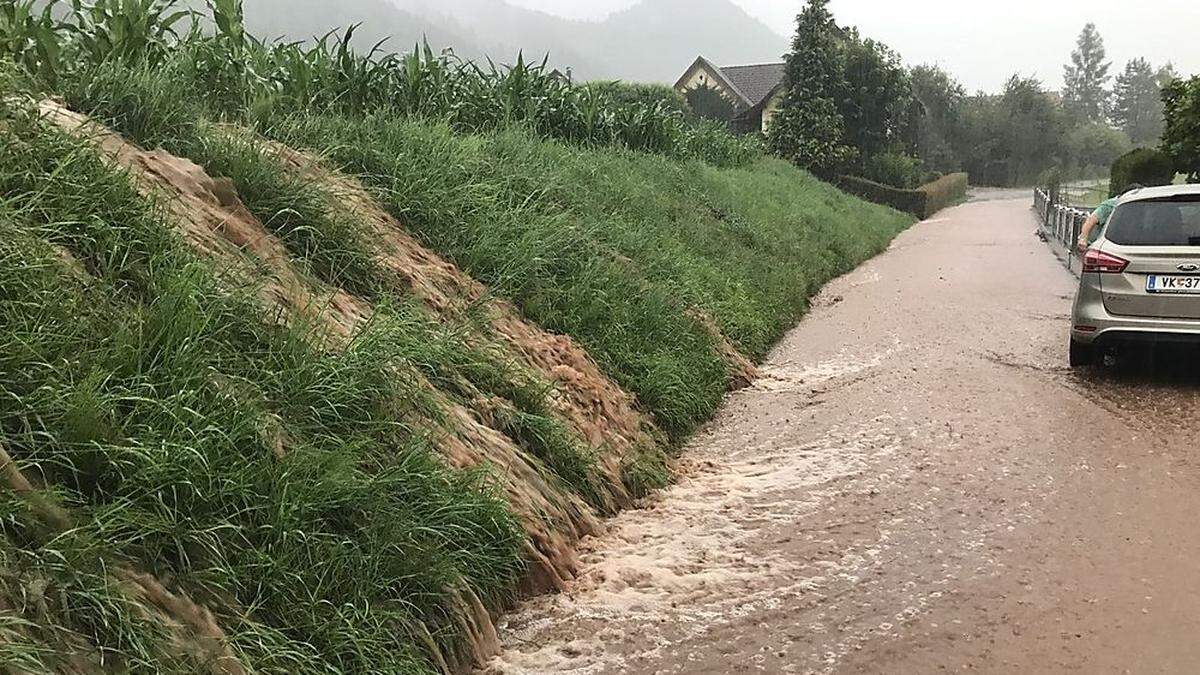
[509,0,1200,92]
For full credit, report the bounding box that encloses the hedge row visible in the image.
[836,173,968,219]
[921,172,969,217]
[1110,148,1176,196]
[836,175,926,216]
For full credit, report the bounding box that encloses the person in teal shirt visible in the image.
[1077,183,1144,252]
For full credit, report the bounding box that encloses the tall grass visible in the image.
[262,113,731,440]
[54,52,909,440]
[0,104,530,672]
[0,0,62,84]
[264,114,912,440]
[58,59,614,511]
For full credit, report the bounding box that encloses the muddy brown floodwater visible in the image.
[484,197,1200,675]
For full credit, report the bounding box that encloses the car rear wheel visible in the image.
[1069,338,1095,368]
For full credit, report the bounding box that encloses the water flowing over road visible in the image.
[486,196,1200,674]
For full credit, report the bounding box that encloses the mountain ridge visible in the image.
[228,0,790,83]
[585,0,788,81]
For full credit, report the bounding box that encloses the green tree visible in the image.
[1066,121,1131,175]
[1162,75,1200,182]
[862,151,922,188]
[836,31,915,161]
[768,0,855,177]
[1111,58,1165,145]
[1062,23,1111,122]
[1002,76,1071,183]
[910,64,967,173]
[684,82,738,123]
[957,93,1006,184]
[1111,148,1177,194]
[959,76,1071,186]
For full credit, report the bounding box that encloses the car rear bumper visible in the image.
[1072,284,1200,346]
[1085,329,1200,349]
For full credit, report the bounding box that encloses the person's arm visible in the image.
[1078,200,1115,252]
[1078,212,1100,252]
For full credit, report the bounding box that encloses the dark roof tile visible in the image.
[718,62,785,107]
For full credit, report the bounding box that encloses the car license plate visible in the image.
[1147,275,1200,294]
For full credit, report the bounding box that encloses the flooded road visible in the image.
[486,197,1200,674]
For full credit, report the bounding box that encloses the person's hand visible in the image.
[1077,238,1089,253]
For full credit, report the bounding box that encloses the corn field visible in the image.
[0,0,761,166]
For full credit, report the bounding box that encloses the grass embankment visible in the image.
[0,61,912,675]
[272,116,913,437]
[63,61,912,442]
[0,103,526,672]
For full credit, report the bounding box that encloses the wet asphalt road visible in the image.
[487,197,1200,675]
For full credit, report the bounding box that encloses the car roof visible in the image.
[1118,184,1200,205]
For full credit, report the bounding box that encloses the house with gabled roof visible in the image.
[674,57,786,135]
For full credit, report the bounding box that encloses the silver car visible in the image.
[1070,185,1200,367]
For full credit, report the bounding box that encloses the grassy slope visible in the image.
[0,108,527,672]
[268,114,913,439]
[59,60,910,440]
[1,65,912,672]
[58,67,624,508]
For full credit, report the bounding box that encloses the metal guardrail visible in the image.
[1033,187,1090,268]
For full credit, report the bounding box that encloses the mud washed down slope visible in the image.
[0,94,910,673]
[488,197,1200,674]
[4,101,663,668]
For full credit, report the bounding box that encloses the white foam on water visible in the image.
[488,415,913,675]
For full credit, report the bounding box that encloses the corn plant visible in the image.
[206,0,243,54]
[9,0,762,165]
[66,0,191,66]
[0,0,63,84]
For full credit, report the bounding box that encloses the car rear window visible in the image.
[1105,196,1200,246]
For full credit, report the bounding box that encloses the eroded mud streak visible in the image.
[28,101,668,670]
[25,100,797,673]
[263,140,663,496]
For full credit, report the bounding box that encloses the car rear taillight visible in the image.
[1081,249,1129,274]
